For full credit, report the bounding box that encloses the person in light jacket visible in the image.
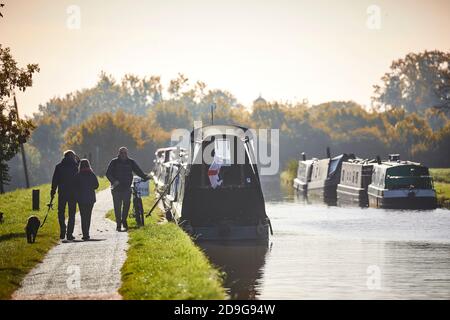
[74,159,99,241]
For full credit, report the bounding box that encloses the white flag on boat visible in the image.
[208,157,223,189]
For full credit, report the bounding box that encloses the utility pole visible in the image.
[211,103,216,125]
[14,95,30,188]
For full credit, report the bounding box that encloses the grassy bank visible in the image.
[430,169,450,208]
[107,182,226,300]
[0,177,109,300]
[280,159,298,186]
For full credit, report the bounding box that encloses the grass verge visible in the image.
[434,182,450,209]
[106,182,226,300]
[428,169,450,209]
[280,159,298,185]
[0,177,109,300]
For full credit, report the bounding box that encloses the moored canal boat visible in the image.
[157,125,272,241]
[152,147,178,191]
[294,148,355,202]
[293,152,314,193]
[367,154,437,209]
[337,158,375,206]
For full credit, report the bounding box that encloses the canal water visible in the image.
[197,177,450,299]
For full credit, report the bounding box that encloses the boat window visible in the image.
[215,138,232,166]
[342,170,345,182]
[355,172,359,184]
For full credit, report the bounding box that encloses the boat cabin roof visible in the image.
[344,158,376,165]
[299,159,315,165]
[190,125,253,143]
[376,160,422,169]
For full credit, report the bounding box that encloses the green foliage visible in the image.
[0,45,39,192]
[430,168,450,184]
[372,50,449,113]
[434,182,450,209]
[151,100,193,131]
[280,159,298,185]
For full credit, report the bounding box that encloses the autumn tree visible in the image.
[64,111,167,175]
[372,50,450,113]
[0,45,39,192]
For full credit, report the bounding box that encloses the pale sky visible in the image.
[1,0,449,116]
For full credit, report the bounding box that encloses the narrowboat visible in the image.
[293,148,355,202]
[152,147,185,192]
[367,154,437,209]
[157,125,272,241]
[293,152,314,193]
[337,158,375,206]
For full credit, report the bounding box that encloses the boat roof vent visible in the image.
[388,154,400,162]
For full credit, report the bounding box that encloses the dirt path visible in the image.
[12,189,128,300]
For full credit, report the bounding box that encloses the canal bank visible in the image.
[107,181,226,300]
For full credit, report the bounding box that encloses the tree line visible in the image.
[3,50,450,191]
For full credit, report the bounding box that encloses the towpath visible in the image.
[12,189,128,300]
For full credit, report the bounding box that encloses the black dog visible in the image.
[25,216,41,243]
[0,211,4,224]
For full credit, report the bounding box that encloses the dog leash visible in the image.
[40,197,54,228]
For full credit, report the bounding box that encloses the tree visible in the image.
[150,100,193,131]
[372,50,450,113]
[0,45,39,192]
[63,111,167,175]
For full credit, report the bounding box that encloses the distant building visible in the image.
[253,94,267,106]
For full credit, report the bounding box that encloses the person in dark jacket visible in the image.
[106,147,149,231]
[74,159,99,241]
[51,150,80,240]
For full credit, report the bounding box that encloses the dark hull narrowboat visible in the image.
[305,152,355,202]
[337,159,375,207]
[160,125,272,241]
[367,155,437,210]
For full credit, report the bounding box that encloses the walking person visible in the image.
[106,147,149,231]
[51,150,79,240]
[74,159,99,241]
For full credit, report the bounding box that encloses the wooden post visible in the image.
[32,189,40,210]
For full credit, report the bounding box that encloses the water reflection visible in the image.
[197,241,270,300]
[198,176,450,299]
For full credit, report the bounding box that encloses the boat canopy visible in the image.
[190,125,253,143]
[328,154,355,176]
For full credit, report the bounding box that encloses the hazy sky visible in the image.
[1,0,449,116]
